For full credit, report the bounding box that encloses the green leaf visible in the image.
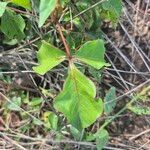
[29,97,43,106]
[7,97,21,111]
[38,0,57,27]
[75,40,110,69]
[43,111,58,130]
[70,126,82,141]
[96,129,109,150]
[102,0,122,16]
[0,10,25,40]
[48,112,58,130]
[0,2,8,17]
[104,87,116,114]
[54,65,103,130]
[102,0,122,24]
[11,0,31,10]
[33,118,43,125]
[128,104,150,115]
[33,41,66,75]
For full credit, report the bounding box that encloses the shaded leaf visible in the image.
[128,104,150,115]
[70,126,82,140]
[75,40,110,69]
[7,97,21,111]
[0,2,8,17]
[38,0,57,27]
[0,10,25,40]
[11,0,31,10]
[86,128,109,150]
[102,0,122,24]
[54,65,103,130]
[43,111,58,130]
[33,41,66,75]
[96,129,109,150]
[104,87,116,114]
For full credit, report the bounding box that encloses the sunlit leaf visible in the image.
[43,111,58,130]
[33,41,66,75]
[54,65,103,130]
[38,0,57,27]
[29,97,43,106]
[11,0,31,10]
[0,2,8,17]
[75,40,110,69]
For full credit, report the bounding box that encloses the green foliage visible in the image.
[96,129,109,150]
[70,126,82,140]
[86,128,109,149]
[128,104,150,115]
[104,87,116,114]
[127,86,150,115]
[0,0,124,149]
[33,39,109,130]
[11,0,31,10]
[33,41,66,75]
[43,111,58,130]
[28,97,43,106]
[0,2,8,17]
[54,65,103,130]
[0,10,25,41]
[38,0,57,27]
[75,40,110,69]
[7,96,22,111]
[101,0,122,25]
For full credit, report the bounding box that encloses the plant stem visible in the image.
[56,24,71,59]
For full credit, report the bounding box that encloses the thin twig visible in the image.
[56,24,71,59]
[129,129,150,141]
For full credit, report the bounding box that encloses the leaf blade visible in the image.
[33,41,66,75]
[54,65,103,129]
[95,129,109,150]
[0,10,25,40]
[0,2,8,17]
[11,0,31,10]
[75,40,110,69]
[104,87,116,114]
[38,0,57,27]
[102,0,122,25]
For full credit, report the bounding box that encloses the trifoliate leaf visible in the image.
[38,0,57,27]
[54,65,103,130]
[75,40,110,69]
[33,41,66,75]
